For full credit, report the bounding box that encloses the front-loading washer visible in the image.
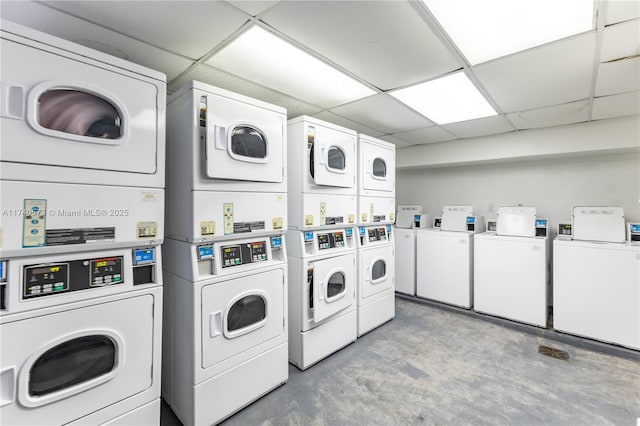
[166,81,287,243]
[0,247,163,425]
[287,116,358,230]
[0,20,166,257]
[355,224,395,336]
[286,227,357,370]
[162,236,288,425]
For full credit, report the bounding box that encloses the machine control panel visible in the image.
[466,216,477,232]
[23,256,124,299]
[434,217,442,228]
[221,241,268,268]
[535,218,549,237]
[317,231,345,250]
[628,223,640,242]
[367,227,388,243]
[557,222,572,238]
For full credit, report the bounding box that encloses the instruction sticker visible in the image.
[361,213,368,223]
[319,202,326,226]
[307,126,315,149]
[137,221,158,239]
[23,199,47,248]
[200,221,216,237]
[305,215,314,226]
[272,217,283,230]
[390,213,395,222]
[348,214,355,224]
[224,203,234,235]
[370,203,375,219]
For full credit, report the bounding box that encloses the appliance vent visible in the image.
[538,345,569,361]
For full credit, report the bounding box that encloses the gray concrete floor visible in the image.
[161,296,640,425]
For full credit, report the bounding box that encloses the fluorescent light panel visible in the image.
[422,0,594,65]
[206,26,376,107]
[390,72,498,125]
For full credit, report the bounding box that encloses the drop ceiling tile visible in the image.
[45,1,249,59]
[310,112,385,137]
[506,100,591,130]
[595,57,640,96]
[225,1,280,17]
[1,1,192,80]
[169,64,323,118]
[473,32,596,113]
[261,1,461,90]
[377,134,414,148]
[442,115,515,139]
[329,94,434,134]
[604,0,640,25]
[393,127,457,145]
[592,91,640,120]
[600,19,640,62]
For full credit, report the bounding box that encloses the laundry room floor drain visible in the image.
[538,345,569,361]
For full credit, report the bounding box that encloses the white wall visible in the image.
[397,153,640,232]
[396,115,640,235]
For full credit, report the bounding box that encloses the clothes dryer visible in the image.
[0,20,165,257]
[287,228,357,369]
[357,134,395,225]
[0,247,163,425]
[416,206,484,308]
[166,81,287,243]
[287,116,357,230]
[162,236,288,425]
[355,225,395,336]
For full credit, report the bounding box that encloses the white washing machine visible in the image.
[416,206,484,309]
[356,225,395,336]
[0,247,163,425]
[0,20,166,257]
[553,207,639,349]
[394,206,422,296]
[166,81,287,243]
[287,116,357,230]
[357,134,395,225]
[287,228,357,370]
[474,207,550,327]
[162,236,288,425]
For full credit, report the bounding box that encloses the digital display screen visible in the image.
[387,225,392,233]
[466,216,475,224]
[368,229,378,241]
[631,224,640,233]
[304,231,314,242]
[559,224,572,235]
[0,261,5,280]
[222,245,242,267]
[535,219,548,227]
[271,236,282,248]
[333,232,345,246]
[91,257,123,286]
[24,263,69,296]
[134,248,155,265]
[345,228,353,237]
[198,245,214,260]
[318,234,330,249]
[414,214,421,221]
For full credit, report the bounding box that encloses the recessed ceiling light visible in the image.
[422,0,594,65]
[390,72,498,125]
[206,26,376,107]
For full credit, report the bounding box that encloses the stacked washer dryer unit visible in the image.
[553,207,639,350]
[0,21,165,425]
[395,205,423,296]
[416,205,484,308]
[474,207,550,327]
[287,116,358,370]
[356,135,396,336]
[162,81,288,425]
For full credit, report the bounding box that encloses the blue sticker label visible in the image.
[536,219,548,227]
[197,245,214,260]
[345,228,353,237]
[466,216,475,224]
[631,224,640,232]
[271,236,282,248]
[134,248,155,265]
[359,227,366,236]
[304,231,314,242]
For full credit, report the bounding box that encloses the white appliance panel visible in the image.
[1,294,156,425]
[200,268,285,369]
[416,230,473,308]
[311,122,356,189]
[311,253,356,323]
[357,195,395,225]
[358,135,395,195]
[359,244,395,300]
[474,234,548,327]
[572,206,626,243]
[288,193,357,230]
[553,240,640,349]
[497,206,537,237]
[394,228,416,295]
[1,36,161,178]
[203,89,285,183]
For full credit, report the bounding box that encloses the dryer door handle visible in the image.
[214,125,226,150]
[0,367,15,407]
[209,311,223,338]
